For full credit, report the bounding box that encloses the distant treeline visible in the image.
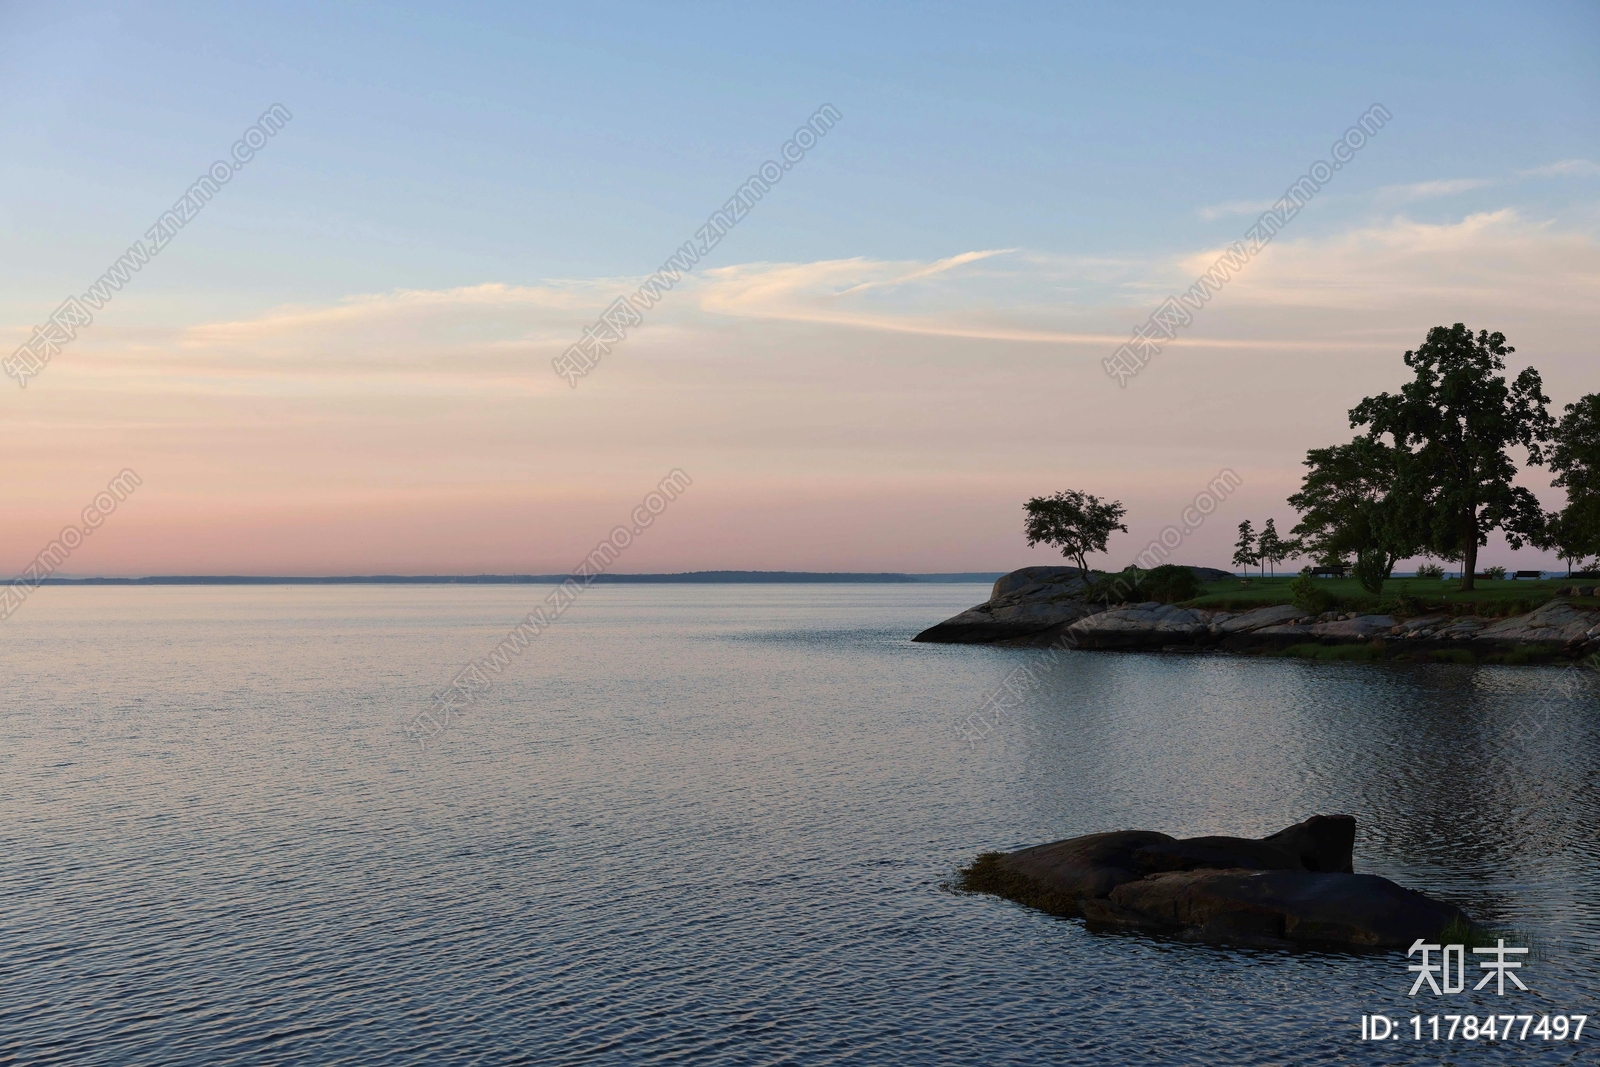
[38,571,1004,586]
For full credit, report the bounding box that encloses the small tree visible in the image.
[1352,549,1387,595]
[1258,519,1284,577]
[1233,520,1257,576]
[1022,490,1128,576]
[1548,516,1591,577]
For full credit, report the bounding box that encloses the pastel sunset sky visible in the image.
[3,1,1598,575]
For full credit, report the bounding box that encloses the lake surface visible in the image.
[4,584,1598,1065]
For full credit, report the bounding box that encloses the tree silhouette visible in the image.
[1233,520,1257,576]
[1022,490,1128,576]
[1349,325,1551,590]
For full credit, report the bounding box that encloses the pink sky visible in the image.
[7,212,1599,576]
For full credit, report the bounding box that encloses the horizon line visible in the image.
[33,570,1011,586]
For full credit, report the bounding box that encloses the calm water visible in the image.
[4,584,1598,1065]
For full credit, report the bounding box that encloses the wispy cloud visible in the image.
[835,248,1015,294]
[184,283,592,344]
[1518,159,1600,178]
[27,207,1600,396]
[1173,208,1600,313]
[1202,160,1598,222]
[1372,177,1498,202]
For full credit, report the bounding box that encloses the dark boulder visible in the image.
[1260,813,1355,872]
[1080,868,1468,949]
[957,814,1466,949]
[1132,836,1304,874]
[998,830,1176,910]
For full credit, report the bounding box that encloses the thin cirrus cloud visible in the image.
[1195,161,1600,221]
[1517,159,1600,178]
[33,206,1599,397]
[1371,177,1498,202]
[1194,178,1497,221]
[1171,209,1600,315]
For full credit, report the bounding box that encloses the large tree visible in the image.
[1349,324,1552,590]
[1545,392,1600,572]
[1022,490,1127,575]
[1286,436,1427,580]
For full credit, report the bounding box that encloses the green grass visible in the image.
[1189,575,1591,615]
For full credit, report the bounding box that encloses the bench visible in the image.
[1309,566,1347,578]
[1512,570,1542,580]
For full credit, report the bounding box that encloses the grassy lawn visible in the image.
[1189,575,1595,614]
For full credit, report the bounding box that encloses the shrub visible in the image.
[1140,564,1200,603]
[1082,567,1141,605]
[1353,549,1387,595]
[1082,564,1200,605]
[1394,593,1426,616]
[1483,565,1507,580]
[1289,568,1338,615]
[1416,563,1445,580]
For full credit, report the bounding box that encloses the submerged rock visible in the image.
[958,815,1467,950]
[999,830,1177,907]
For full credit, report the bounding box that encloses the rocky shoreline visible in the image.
[914,566,1600,661]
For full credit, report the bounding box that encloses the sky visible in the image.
[2,0,1598,576]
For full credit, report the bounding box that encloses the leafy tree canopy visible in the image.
[1023,490,1127,576]
[1286,436,1427,579]
[1545,392,1600,569]
[1348,324,1552,590]
[1257,518,1289,576]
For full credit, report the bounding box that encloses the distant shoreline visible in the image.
[35,571,1004,586]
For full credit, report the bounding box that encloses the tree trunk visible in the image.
[1460,509,1479,591]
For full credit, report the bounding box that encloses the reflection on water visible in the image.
[3,585,1596,1065]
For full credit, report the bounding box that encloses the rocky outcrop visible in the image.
[1474,600,1600,649]
[911,567,1097,644]
[911,566,1226,645]
[959,815,1470,949]
[988,566,1086,599]
[916,567,1600,659]
[1061,603,1212,648]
